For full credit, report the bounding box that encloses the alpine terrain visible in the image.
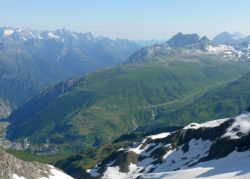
[86,111,250,179]
[2,1,250,179]
[5,33,250,153]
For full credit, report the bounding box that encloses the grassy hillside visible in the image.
[137,71,250,131]
[7,59,250,151]
[169,72,250,122]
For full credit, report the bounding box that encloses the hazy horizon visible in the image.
[0,25,248,41]
[1,0,250,40]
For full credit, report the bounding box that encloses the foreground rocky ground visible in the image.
[87,112,250,179]
[0,149,72,179]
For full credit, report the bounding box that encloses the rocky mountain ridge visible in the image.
[87,112,250,179]
[126,33,250,64]
[0,149,72,179]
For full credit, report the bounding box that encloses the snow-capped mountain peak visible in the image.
[3,29,15,36]
[0,27,98,43]
[0,27,42,41]
[47,31,60,39]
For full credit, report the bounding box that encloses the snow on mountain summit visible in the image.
[87,112,250,179]
[3,29,15,36]
[126,33,250,64]
[47,32,60,39]
[0,27,104,44]
[0,27,41,41]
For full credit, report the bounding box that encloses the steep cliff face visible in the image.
[0,149,72,179]
[87,112,250,179]
[0,98,14,118]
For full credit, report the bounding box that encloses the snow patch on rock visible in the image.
[223,113,250,139]
[148,132,171,140]
[184,118,228,130]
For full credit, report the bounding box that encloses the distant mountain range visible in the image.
[133,39,166,46]
[212,31,250,45]
[0,27,140,118]
[126,32,250,64]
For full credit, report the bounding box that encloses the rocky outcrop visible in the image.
[167,33,210,50]
[0,149,72,179]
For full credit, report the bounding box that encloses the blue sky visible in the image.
[1,0,250,40]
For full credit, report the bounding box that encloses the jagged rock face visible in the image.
[166,33,212,51]
[88,113,250,179]
[167,33,210,50]
[167,33,199,48]
[0,149,72,179]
